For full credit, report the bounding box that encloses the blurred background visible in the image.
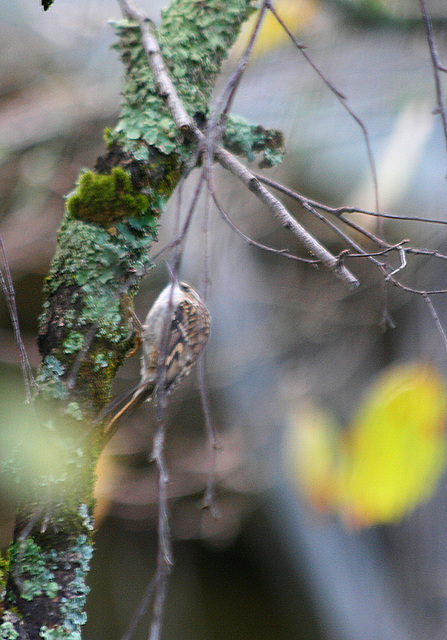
[3,0,447,638]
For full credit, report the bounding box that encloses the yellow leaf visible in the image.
[284,363,447,528]
[339,363,447,526]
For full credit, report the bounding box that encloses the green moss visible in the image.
[0,550,10,600]
[66,168,150,225]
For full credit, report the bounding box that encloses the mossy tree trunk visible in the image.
[0,1,257,638]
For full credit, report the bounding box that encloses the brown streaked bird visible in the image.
[105,278,211,436]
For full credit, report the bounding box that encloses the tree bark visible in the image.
[0,2,255,638]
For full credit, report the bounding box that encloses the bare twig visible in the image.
[385,246,407,280]
[118,0,195,134]
[149,560,169,640]
[197,355,220,516]
[202,179,213,299]
[213,146,360,288]
[0,235,35,403]
[342,241,409,260]
[197,185,220,515]
[386,278,447,296]
[424,293,447,354]
[120,576,156,640]
[405,247,447,262]
[254,172,447,227]
[255,172,447,263]
[210,184,318,264]
[419,0,447,169]
[206,0,269,143]
[147,276,178,640]
[266,0,380,217]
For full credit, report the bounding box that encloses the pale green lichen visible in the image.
[63,332,85,355]
[10,539,59,602]
[0,621,18,640]
[7,519,93,639]
[93,352,110,372]
[65,402,84,421]
[110,0,256,160]
[40,626,75,640]
[38,214,153,353]
[78,503,94,531]
[53,534,92,637]
[223,115,284,167]
[35,358,68,400]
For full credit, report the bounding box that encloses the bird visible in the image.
[104,277,211,437]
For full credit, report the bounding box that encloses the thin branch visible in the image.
[419,0,447,169]
[0,235,35,403]
[149,561,169,640]
[210,184,318,264]
[208,0,269,130]
[197,355,220,516]
[172,170,207,273]
[120,576,156,640]
[213,145,360,288]
[254,173,447,266]
[147,278,177,640]
[196,182,220,516]
[424,293,447,354]
[149,422,171,640]
[338,241,409,260]
[119,0,195,137]
[386,278,447,296]
[338,213,394,249]
[254,172,447,227]
[202,176,213,300]
[118,0,195,134]
[385,246,407,280]
[266,0,380,216]
[405,247,447,262]
[297,196,384,257]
